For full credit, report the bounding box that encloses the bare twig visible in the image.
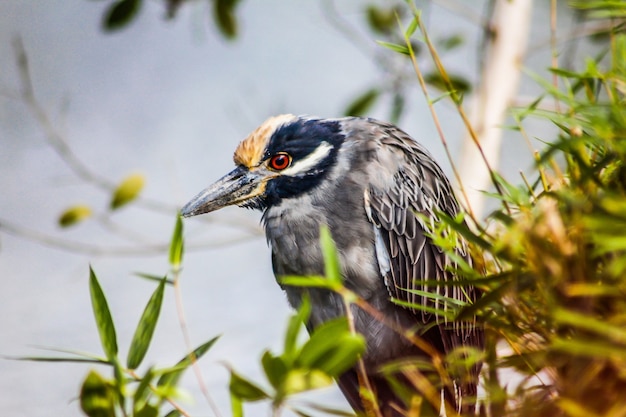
[171,264,223,417]
[0,217,256,257]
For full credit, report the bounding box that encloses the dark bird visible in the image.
[181,115,483,416]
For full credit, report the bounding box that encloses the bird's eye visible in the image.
[269,153,291,171]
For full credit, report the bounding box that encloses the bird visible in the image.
[181,114,483,416]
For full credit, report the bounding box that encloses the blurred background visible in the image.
[0,1,578,415]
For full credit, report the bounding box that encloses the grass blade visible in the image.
[127,277,166,369]
[89,266,118,361]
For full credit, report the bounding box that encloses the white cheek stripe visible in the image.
[281,142,333,176]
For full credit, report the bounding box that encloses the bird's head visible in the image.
[181,114,346,217]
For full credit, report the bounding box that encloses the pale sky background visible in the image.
[0,1,567,416]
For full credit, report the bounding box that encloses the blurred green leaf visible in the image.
[405,15,419,37]
[366,5,399,34]
[438,33,464,51]
[132,367,154,412]
[283,368,333,395]
[163,410,182,417]
[261,350,288,390]
[127,277,166,369]
[228,368,269,401]
[390,93,405,124]
[169,215,184,268]
[344,89,380,117]
[213,0,240,39]
[279,275,337,290]
[297,318,365,376]
[230,392,244,417]
[110,173,145,210]
[376,40,410,55]
[89,267,118,361]
[553,308,626,344]
[423,72,471,94]
[80,370,116,417]
[283,297,310,362]
[103,0,142,32]
[58,204,92,227]
[320,226,342,285]
[135,404,159,417]
[135,272,174,285]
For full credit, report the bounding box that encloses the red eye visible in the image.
[269,153,291,170]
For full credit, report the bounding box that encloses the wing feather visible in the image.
[362,121,480,345]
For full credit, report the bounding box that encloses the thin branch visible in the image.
[0,217,257,257]
[400,13,479,225]
[171,264,223,417]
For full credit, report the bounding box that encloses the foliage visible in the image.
[19,217,219,417]
[96,0,242,38]
[426,4,626,417]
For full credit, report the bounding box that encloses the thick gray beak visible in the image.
[180,166,266,217]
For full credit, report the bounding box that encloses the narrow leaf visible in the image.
[344,89,380,117]
[89,267,118,360]
[135,272,174,285]
[110,173,145,210]
[228,368,269,401]
[58,204,92,227]
[157,336,220,387]
[320,226,342,284]
[284,297,310,362]
[103,0,142,32]
[127,277,166,369]
[376,40,410,55]
[80,370,116,417]
[213,0,239,39]
[169,215,184,268]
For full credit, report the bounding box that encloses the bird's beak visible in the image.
[180,165,266,217]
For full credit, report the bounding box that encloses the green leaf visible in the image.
[89,267,118,361]
[423,72,471,94]
[228,368,269,401]
[261,350,288,390]
[213,0,240,39]
[405,15,419,37]
[133,367,154,411]
[438,33,464,51]
[58,204,92,227]
[135,272,174,285]
[320,226,342,284]
[283,297,310,362]
[283,368,333,395]
[169,215,184,268]
[157,336,220,387]
[278,275,337,290]
[110,173,145,210]
[127,277,166,369]
[366,5,399,34]
[135,404,159,417]
[103,0,142,32]
[297,318,365,376]
[376,40,410,55]
[551,337,626,359]
[552,308,626,344]
[15,356,108,364]
[344,89,380,117]
[80,370,116,417]
[230,392,244,417]
[163,410,182,417]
